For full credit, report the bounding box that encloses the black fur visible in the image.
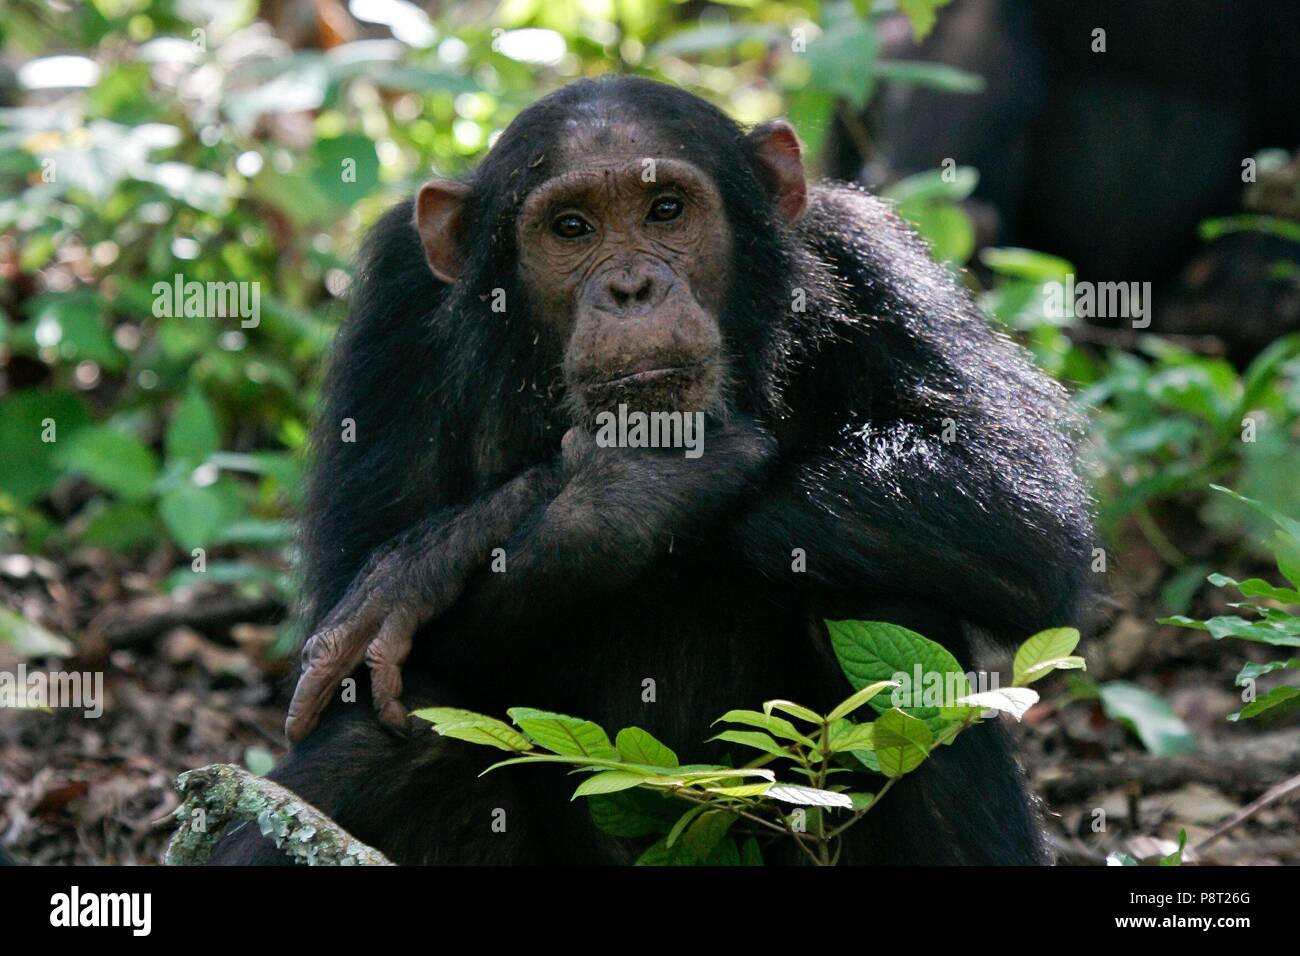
[211,77,1093,865]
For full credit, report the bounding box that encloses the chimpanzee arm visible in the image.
[730,418,1094,643]
[286,417,774,742]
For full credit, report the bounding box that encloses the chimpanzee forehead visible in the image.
[552,116,693,166]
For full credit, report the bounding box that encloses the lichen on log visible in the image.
[165,763,394,866]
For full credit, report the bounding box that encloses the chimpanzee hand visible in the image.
[285,466,560,743]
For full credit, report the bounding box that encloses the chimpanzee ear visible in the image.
[748,119,808,223]
[414,180,470,283]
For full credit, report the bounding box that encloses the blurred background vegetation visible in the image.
[0,0,1297,863]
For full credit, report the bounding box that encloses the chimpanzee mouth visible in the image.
[598,365,694,389]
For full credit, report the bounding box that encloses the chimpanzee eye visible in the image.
[551,213,592,239]
[648,196,684,223]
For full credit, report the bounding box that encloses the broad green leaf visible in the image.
[846,792,874,811]
[873,709,933,778]
[615,727,678,769]
[826,720,875,753]
[0,390,90,504]
[1207,573,1300,605]
[507,707,617,758]
[54,425,159,501]
[0,607,73,658]
[682,810,735,861]
[1229,686,1300,721]
[572,771,649,799]
[165,388,220,465]
[826,619,969,730]
[635,837,695,866]
[1013,627,1081,685]
[159,485,227,550]
[1097,682,1195,755]
[1236,659,1299,684]
[708,729,790,759]
[715,709,816,746]
[739,837,764,866]
[825,680,899,722]
[588,790,680,838]
[414,711,534,753]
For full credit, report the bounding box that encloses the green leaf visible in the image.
[1229,686,1300,722]
[1207,573,1300,605]
[807,13,878,106]
[872,709,933,778]
[165,388,220,465]
[707,729,792,759]
[715,709,816,746]
[588,790,679,838]
[1013,627,1081,685]
[572,771,650,799]
[825,679,899,722]
[826,720,875,753]
[899,0,955,41]
[1236,659,1299,684]
[412,708,535,753]
[0,607,73,659]
[682,810,735,861]
[873,60,984,93]
[159,485,228,550]
[615,727,678,768]
[762,699,825,725]
[739,837,764,866]
[846,792,875,811]
[827,619,970,731]
[634,837,695,866]
[705,782,773,798]
[0,390,90,504]
[1096,682,1196,755]
[1159,830,1187,866]
[506,708,618,758]
[54,425,159,501]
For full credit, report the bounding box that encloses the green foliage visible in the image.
[1162,488,1300,723]
[415,622,1082,865]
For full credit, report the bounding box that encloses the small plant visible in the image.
[414,622,1083,865]
[1162,487,1300,722]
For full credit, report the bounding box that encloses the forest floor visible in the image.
[2,532,1297,865]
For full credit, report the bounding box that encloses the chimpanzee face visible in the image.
[413,116,806,424]
[514,124,732,419]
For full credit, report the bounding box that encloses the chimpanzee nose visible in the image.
[603,265,665,312]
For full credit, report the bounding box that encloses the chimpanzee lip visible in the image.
[597,365,697,388]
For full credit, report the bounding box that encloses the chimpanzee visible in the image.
[211,76,1093,865]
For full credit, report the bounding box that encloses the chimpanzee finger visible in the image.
[365,610,417,734]
[285,601,384,742]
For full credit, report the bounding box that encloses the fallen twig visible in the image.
[165,763,393,866]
